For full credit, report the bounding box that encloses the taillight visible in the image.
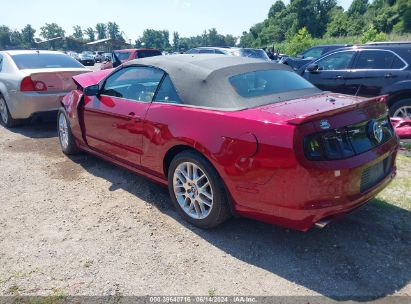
[304,116,394,161]
[20,76,47,92]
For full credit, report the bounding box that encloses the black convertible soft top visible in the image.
[123,54,321,110]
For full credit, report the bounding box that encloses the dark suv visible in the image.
[280,44,351,71]
[300,44,411,118]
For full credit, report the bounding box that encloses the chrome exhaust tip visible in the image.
[315,218,332,229]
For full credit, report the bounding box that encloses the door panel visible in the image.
[83,95,149,165]
[302,51,357,95]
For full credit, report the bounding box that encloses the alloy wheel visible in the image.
[0,98,8,125]
[393,106,411,119]
[58,113,69,150]
[173,162,214,220]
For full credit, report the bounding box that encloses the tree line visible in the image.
[1,0,410,54]
[0,21,236,52]
[240,0,411,52]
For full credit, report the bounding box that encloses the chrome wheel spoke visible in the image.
[394,106,411,119]
[173,161,214,220]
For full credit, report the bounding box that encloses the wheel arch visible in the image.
[386,90,411,108]
[163,144,236,215]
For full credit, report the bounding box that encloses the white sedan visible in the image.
[0,50,90,127]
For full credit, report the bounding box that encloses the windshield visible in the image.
[136,50,162,59]
[11,53,84,69]
[236,49,270,61]
[230,70,314,98]
[115,52,132,61]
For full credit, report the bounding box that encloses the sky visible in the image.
[4,0,354,40]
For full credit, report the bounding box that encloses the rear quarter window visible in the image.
[11,53,84,69]
[230,70,314,98]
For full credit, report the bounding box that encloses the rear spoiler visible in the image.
[287,95,388,125]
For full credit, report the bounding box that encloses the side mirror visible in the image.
[306,63,319,72]
[84,84,99,96]
[297,54,304,59]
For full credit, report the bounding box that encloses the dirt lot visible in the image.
[0,117,410,299]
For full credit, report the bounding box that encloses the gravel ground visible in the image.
[0,84,410,299]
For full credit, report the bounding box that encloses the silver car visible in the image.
[0,50,90,127]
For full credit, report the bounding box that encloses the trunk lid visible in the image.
[72,69,113,89]
[22,68,90,92]
[254,93,388,125]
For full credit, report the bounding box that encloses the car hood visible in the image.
[72,69,113,88]
[252,92,386,125]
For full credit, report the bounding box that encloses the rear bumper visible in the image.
[8,91,68,119]
[233,137,399,231]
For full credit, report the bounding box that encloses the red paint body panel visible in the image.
[391,118,411,139]
[62,69,400,231]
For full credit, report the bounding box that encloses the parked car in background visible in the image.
[0,50,89,127]
[67,51,80,61]
[100,49,162,70]
[102,53,112,62]
[280,44,351,71]
[300,44,411,119]
[79,52,95,66]
[186,47,271,61]
[92,51,104,63]
[58,54,398,231]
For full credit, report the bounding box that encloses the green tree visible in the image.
[173,32,180,51]
[348,0,369,17]
[107,22,121,40]
[326,7,350,37]
[40,23,65,40]
[21,24,36,48]
[0,26,11,49]
[360,25,387,43]
[268,0,286,18]
[138,29,170,49]
[95,23,107,40]
[84,27,95,41]
[72,25,83,39]
[285,27,313,56]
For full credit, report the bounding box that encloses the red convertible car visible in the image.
[58,55,399,231]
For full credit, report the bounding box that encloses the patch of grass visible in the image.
[374,155,411,211]
[7,284,19,295]
[83,259,94,268]
[208,288,217,297]
[28,288,68,304]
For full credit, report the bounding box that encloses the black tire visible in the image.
[389,98,411,118]
[57,108,80,155]
[167,150,231,229]
[0,95,20,128]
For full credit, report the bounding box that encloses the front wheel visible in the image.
[58,108,80,155]
[168,151,231,229]
[390,98,411,119]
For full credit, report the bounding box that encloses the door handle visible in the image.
[385,73,394,78]
[128,112,141,122]
[335,75,344,80]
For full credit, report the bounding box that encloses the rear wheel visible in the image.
[168,151,231,228]
[58,108,80,155]
[390,98,411,119]
[0,96,20,128]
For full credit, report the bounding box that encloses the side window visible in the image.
[199,49,215,54]
[0,55,3,72]
[303,47,324,59]
[214,50,226,55]
[316,51,355,71]
[154,75,182,104]
[391,55,406,69]
[101,66,164,102]
[354,50,396,69]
